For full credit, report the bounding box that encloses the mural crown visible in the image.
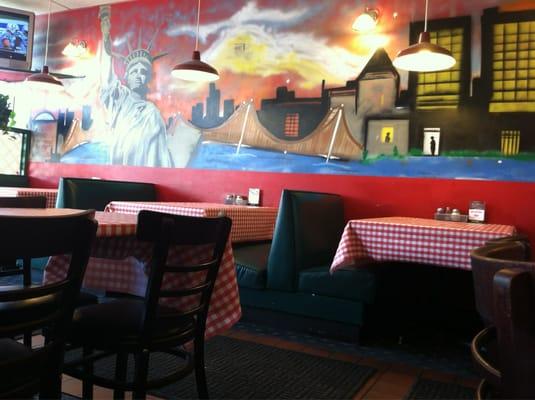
[125,49,153,69]
[114,29,167,70]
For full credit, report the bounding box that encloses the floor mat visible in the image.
[65,335,376,399]
[405,378,475,399]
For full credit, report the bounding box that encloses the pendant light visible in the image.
[172,0,219,82]
[352,8,380,33]
[392,0,456,72]
[25,0,64,91]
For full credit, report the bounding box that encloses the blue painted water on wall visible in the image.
[188,143,535,182]
[61,142,109,165]
[58,141,535,182]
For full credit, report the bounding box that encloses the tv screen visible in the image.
[0,6,34,70]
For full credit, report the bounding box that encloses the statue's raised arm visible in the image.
[99,5,114,86]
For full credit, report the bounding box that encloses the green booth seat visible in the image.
[55,177,157,211]
[234,241,271,290]
[233,189,376,341]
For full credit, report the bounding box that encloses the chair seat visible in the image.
[234,242,271,289]
[70,299,193,349]
[0,338,33,361]
[298,266,376,303]
[0,338,38,394]
[78,290,99,307]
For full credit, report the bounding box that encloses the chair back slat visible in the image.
[159,282,212,298]
[0,196,47,209]
[164,260,218,274]
[0,214,96,258]
[0,196,48,284]
[157,306,204,322]
[135,210,231,345]
[0,209,97,397]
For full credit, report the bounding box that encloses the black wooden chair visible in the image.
[0,196,99,328]
[470,240,535,399]
[0,209,97,399]
[64,210,232,399]
[0,196,47,286]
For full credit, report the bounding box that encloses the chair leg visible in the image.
[133,349,150,400]
[40,373,62,399]
[22,256,31,286]
[22,257,32,347]
[40,353,62,399]
[113,352,128,400]
[23,332,32,347]
[194,339,209,399]
[82,346,94,399]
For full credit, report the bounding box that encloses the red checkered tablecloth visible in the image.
[330,217,517,272]
[43,211,241,339]
[0,186,58,208]
[105,201,278,243]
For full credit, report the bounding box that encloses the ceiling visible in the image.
[2,0,135,15]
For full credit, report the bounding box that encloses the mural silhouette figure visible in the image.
[384,132,391,143]
[99,5,172,167]
[430,136,436,156]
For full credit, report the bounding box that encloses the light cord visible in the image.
[195,0,201,51]
[45,0,51,65]
[424,0,429,32]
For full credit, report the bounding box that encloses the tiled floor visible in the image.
[54,327,479,399]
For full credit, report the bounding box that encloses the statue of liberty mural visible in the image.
[99,5,173,167]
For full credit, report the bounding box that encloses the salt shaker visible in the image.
[235,195,248,205]
[224,194,235,205]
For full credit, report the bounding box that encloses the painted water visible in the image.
[61,141,535,182]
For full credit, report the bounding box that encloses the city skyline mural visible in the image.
[1,0,534,181]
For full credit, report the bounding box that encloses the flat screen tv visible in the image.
[0,6,34,70]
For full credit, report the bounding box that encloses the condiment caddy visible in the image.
[434,207,469,222]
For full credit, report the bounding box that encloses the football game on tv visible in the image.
[0,15,29,60]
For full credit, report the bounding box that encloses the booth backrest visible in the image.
[267,189,345,291]
[55,177,157,211]
[0,174,28,187]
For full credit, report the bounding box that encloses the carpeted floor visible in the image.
[3,268,475,378]
[405,378,476,400]
[234,321,476,378]
[65,336,376,400]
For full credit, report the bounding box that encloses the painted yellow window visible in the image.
[381,127,394,144]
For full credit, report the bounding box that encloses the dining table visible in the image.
[0,186,58,208]
[330,216,517,272]
[104,201,278,243]
[43,211,241,339]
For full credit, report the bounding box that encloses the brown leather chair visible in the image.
[471,240,531,326]
[485,233,531,260]
[63,210,232,399]
[470,241,535,399]
[0,209,97,398]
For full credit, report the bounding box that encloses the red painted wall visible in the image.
[29,162,535,245]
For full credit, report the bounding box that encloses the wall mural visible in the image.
[2,0,535,181]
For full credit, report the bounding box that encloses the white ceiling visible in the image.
[2,0,135,15]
